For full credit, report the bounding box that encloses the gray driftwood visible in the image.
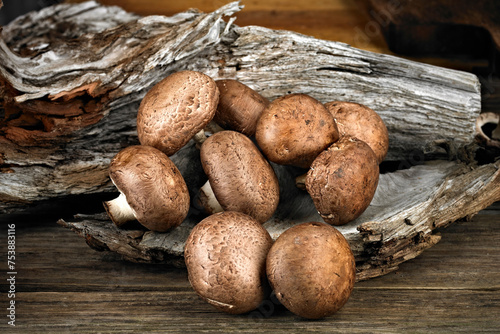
[0,1,482,213]
[59,156,500,281]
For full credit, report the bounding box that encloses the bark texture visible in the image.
[59,158,500,281]
[0,1,481,213]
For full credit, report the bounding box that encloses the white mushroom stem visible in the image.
[193,128,209,147]
[103,192,137,227]
[205,121,225,136]
[193,121,225,149]
[197,181,223,214]
[475,112,500,148]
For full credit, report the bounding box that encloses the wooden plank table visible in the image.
[2,0,500,332]
[0,202,498,332]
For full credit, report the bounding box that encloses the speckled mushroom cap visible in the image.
[266,222,356,319]
[214,79,270,136]
[108,145,190,232]
[184,211,273,314]
[255,93,339,168]
[137,70,219,156]
[200,130,280,223]
[306,136,379,226]
[324,101,389,164]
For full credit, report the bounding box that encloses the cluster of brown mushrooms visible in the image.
[103,70,389,319]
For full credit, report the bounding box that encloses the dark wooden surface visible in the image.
[0,203,498,332]
[1,0,500,332]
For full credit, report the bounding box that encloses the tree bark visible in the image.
[59,158,500,281]
[0,1,481,213]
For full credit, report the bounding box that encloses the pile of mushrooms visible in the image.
[103,70,389,319]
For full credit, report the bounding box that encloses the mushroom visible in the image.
[184,211,273,314]
[266,222,356,319]
[214,79,270,136]
[324,101,389,164]
[195,180,223,214]
[199,130,280,223]
[192,120,225,148]
[103,145,190,232]
[137,70,219,156]
[306,136,379,226]
[475,112,500,148]
[255,93,339,168]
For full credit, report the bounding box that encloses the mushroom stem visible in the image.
[194,121,225,149]
[193,129,208,148]
[295,173,307,190]
[103,192,137,227]
[196,181,224,214]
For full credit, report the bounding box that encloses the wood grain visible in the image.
[59,158,500,281]
[2,206,499,332]
[71,0,388,53]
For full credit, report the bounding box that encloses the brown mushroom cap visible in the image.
[255,93,339,168]
[104,145,190,232]
[184,211,273,314]
[214,79,270,136]
[266,222,356,319]
[324,101,389,164]
[200,130,280,223]
[137,70,219,156]
[306,136,379,226]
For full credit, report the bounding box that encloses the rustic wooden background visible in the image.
[79,0,389,52]
[1,0,499,332]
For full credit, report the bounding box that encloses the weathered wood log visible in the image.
[0,1,482,213]
[59,157,500,281]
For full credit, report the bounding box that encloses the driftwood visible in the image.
[1,1,498,281]
[0,1,482,213]
[59,157,500,280]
